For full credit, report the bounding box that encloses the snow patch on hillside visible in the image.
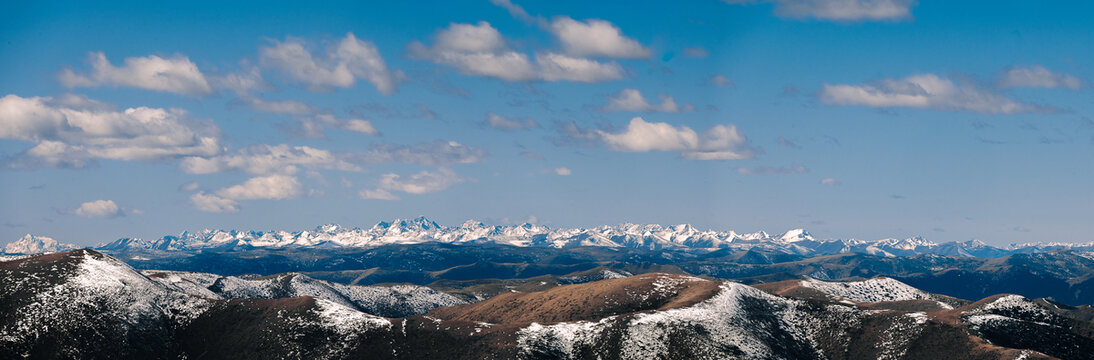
[801,277,951,308]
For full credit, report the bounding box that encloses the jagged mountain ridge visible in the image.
[70,216,1094,258]
[4,250,1089,359]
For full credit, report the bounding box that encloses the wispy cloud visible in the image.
[360,168,466,200]
[736,165,808,175]
[484,113,540,131]
[821,73,1042,114]
[600,89,689,113]
[999,65,1083,90]
[723,0,917,22]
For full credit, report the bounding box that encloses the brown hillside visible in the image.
[427,273,721,324]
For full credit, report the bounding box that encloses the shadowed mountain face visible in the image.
[3,250,1093,359]
[100,243,1094,306]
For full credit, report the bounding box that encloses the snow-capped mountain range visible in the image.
[7,216,1094,257]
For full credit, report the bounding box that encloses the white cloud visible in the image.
[359,168,465,199]
[736,165,808,175]
[709,74,733,88]
[216,174,301,200]
[548,17,650,59]
[820,177,841,186]
[0,94,221,168]
[596,117,756,160]
[58,52,213,95]
[485,113,539,130]
[260,33,400,94]
[190,174,302,213]
[820,74,1036,114]
[190,192,240,213]
[600,89,682,113]
[724,0,916,22]
[74,200,122,218]
[354,140,487,166]
[999,65,1082,90]
[342,119,379,135]
[554,167,572,176]
[358,188,400,201]
[180,144,359,175]
[408,22,623,83]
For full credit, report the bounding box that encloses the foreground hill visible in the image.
[4,250,1093,359]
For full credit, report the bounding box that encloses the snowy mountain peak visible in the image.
[778,229,813,243]
[3,234,78,254]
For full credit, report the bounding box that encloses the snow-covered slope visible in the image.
[144,270,466,317]
[800,277,955,309]
[2,234,78,254]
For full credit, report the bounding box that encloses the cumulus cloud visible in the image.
[554,167,572,176]
[595,117,756,160]
[180,144,359,175]
[408,21,624,83]
[820,177,841,186]
[260,33,400,94]
[548,17,650,59]
[353,140,487,166]
[58,52,213,95]
[600,89,684,113]
[736,165,808,175]
[723,0,916,22]
[360,168,465,200]
[490,0,649,59]
[999,65,1082,90]
[820,74,1038,114]
[484,113,539,130]
[0,94,221,169]
[74,200,122,218]
[190,174,302,213]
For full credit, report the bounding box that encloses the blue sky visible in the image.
[2,0,1092,246]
